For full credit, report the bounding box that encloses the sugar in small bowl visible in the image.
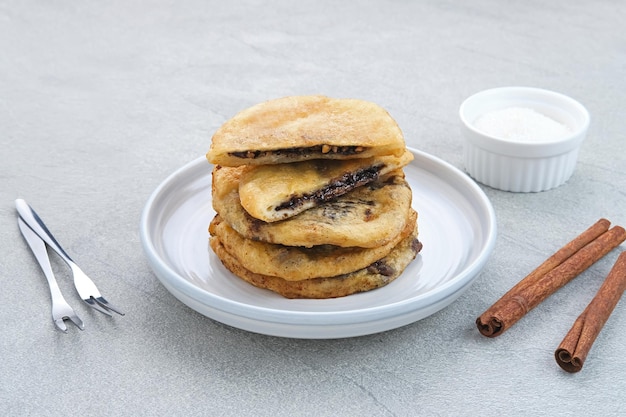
[459,87,590,192]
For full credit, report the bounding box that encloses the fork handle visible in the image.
[17,217,66,303]
[15,199,75,266]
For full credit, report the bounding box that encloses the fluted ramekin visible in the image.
[459,87,590,192]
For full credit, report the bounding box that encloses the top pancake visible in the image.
[206,95,406,166]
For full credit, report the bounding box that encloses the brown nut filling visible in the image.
[230,145,367,159]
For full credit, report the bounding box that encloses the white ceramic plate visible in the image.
[140,148,497,338]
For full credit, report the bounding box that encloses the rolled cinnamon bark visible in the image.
[476,220,625,337]
[555,251,626,373]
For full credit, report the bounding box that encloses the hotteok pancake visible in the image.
[209,210,417,280]
[210,222,422,299]
[206,95,407,166]
[238,150,413,222]
[212,166,413,248]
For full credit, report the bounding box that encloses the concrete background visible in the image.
[1,1,625,416]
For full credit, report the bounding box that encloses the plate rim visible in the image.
[140,148,497,330]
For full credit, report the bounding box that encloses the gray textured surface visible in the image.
[2,1,626,416]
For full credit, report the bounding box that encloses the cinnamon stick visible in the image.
[476,219,625,337]
[555,251,626,373]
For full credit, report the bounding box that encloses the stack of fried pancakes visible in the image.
[206,95,423,299]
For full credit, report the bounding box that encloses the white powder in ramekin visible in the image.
[474,107,571,142]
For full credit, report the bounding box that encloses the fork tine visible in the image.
[70,266,124,317]
[94,296,125,316]
[83,297,113,316]
[69,315,85,330]
[53,318,68,332]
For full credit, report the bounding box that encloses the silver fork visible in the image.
[18,217,84,332]
[15,199,125,317]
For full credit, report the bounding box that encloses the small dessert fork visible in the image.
[18,217,84,332]
[15,199,125,317]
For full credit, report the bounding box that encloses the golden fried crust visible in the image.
[212,167,413,248]
[206,95,406,166]
[209,224,422,299]
[238,150,413,222]
[209,210,417,281]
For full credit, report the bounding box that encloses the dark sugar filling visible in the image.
[229,145,366,159]
[275,165,383,212]
[367,260,396,277]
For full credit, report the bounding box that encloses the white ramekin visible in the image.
[459,87,590,192]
